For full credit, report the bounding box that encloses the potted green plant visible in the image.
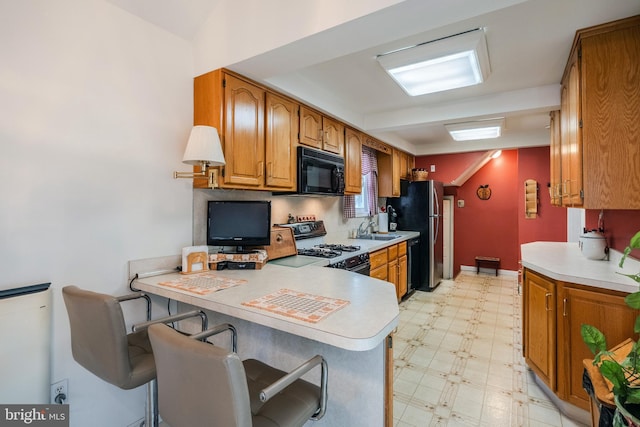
[582,231,640,426]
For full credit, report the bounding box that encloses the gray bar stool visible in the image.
[148,322,328,427]
[62,285,207,426]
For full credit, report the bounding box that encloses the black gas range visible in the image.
[297,244,362,258]
[278,221,370,275]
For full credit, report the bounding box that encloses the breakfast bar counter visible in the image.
[131,261,399,426]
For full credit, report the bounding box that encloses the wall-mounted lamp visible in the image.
[173,126,225,188]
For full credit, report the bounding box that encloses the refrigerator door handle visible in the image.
[432,184,440,244]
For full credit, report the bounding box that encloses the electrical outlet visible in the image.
[50,379,68,404]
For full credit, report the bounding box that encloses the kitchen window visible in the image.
[344,146,378,218]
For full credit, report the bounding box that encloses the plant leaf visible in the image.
[581,324,607,355]
[619,231,640,268]
[629,231,640,250]
[600,360,628,399]
[625,387,640,404]
[613,409,626,427]
[626,293,640,309]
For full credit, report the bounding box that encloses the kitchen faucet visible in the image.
[357,217,377,237]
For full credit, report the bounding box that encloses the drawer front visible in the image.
[370,265,387,281]
[370,249,388,269]
[387,244,398,260]
[398,241,407,257]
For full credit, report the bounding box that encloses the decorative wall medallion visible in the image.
[477,184,491,200]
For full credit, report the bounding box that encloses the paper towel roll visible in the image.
[378,213,389,233]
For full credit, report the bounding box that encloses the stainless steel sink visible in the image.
[353,234,401,241]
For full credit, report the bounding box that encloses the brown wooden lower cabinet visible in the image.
[370,242,408,300]
[523,268,639,410]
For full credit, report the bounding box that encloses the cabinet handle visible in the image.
[563,298,567,317]
[267,162,272,178]
[324,131,329,144]
[545,292,552,311]
[317,129,323,143]
[257,161,264,177]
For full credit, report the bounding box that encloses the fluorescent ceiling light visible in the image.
[445,118,505,141]
[377,28,491,96]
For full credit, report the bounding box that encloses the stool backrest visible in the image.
[62,286,135,389]
[148,323,252,427]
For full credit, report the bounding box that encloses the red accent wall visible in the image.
[418,150,521,273]
[517,147,567,248]
[585,210,640,258]
[417,146,639,275]
[415,152,486,184]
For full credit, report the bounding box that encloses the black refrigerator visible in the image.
[388,180,444,291]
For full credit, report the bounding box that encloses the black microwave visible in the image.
[296,146,345,196]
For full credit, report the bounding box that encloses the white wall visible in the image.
[193,0,405,75]
[0,1,194,425]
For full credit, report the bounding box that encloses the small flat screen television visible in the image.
[207,200,271,251]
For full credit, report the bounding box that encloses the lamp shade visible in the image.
[182,126,225,166]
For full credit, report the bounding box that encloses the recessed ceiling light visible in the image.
[445,118,505,141]
[377,28,491,96]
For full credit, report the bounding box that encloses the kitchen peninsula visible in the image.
[131,257,400,426]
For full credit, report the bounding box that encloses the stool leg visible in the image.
[144,379,158,427]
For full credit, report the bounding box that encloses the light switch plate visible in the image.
[457,199,465,208]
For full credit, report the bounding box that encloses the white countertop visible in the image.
[521,242,640,294]
[133,263,399,352]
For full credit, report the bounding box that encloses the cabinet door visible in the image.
[344,128,362,194]
[399,152,409,180]
[397,255,407,299]
[299,106,323,149]
[581,22,640,209]
[388,257,398,297]
[557,285,639,409]
[523,270,556,390]
[322,117,344,155]
[560,52,583,206]
[378,149,401,198]
[549,110,562,206]
[223,74,265,188]
[265,92,298,190]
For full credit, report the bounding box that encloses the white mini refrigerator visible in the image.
[0,283,51,403]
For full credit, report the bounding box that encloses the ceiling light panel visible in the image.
[377,28,491,97]
[445,118,504,141]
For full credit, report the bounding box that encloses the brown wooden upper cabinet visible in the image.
[193,70,298,191]
[378,149,402,198]
[344,128,362,194]
[300,106,344,156]
[555,16,640,209]
[548,110,562,206]
[399,151,414,181]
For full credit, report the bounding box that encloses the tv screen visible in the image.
[207,200,271,249]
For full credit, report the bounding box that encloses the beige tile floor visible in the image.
[393,271,589,427]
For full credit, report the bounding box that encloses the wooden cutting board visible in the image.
[264,226,297,260]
